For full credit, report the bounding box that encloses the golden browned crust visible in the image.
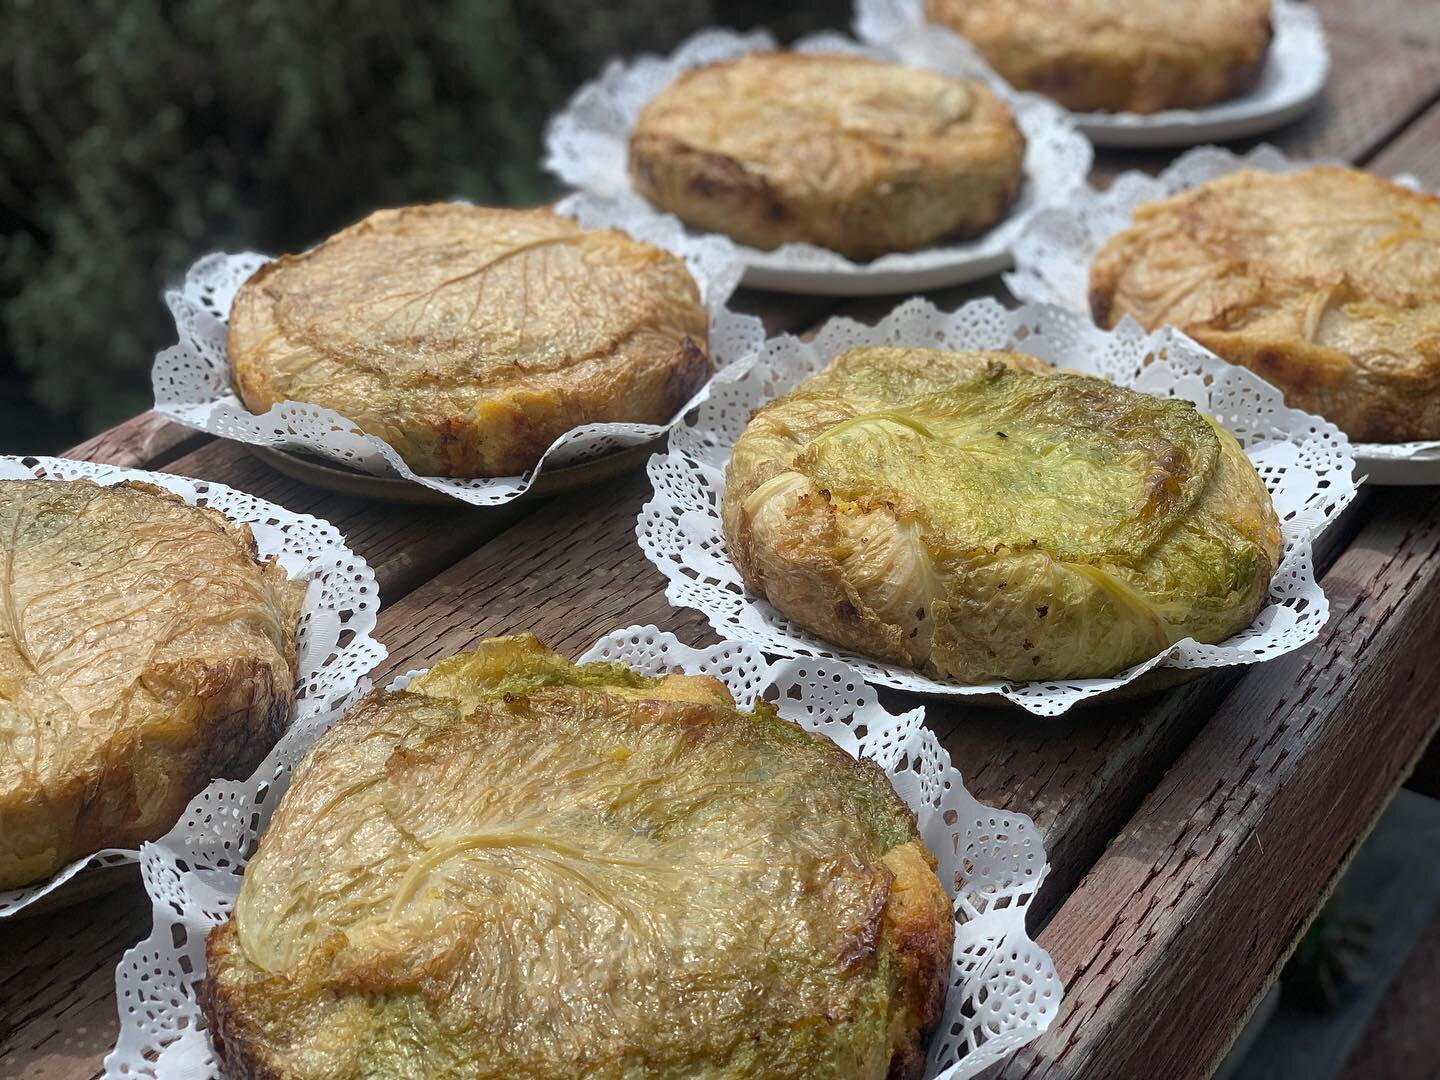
[201,635,953,1079]
[881,840,955,1080]
[0,480,305,890]
[228,204,711,477]
[629,52,1025,260]
[1090,167,1440,443]
[926,0,1272,114]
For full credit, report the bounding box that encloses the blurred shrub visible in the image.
[0,0,845,445]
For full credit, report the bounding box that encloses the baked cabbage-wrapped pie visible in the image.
[229,204,711,477]
[203,634,952,1080]
[722,347,1282,684]
[629,52,1025,260]
[0,479,304,890]
[925,0,1273,114]
[1090,167,1440,443]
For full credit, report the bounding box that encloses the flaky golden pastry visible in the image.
[1090,167,1440,442]
[229,204,710,477]
[926,0,1272,114]
[0,480,304,889]
[203,634,952,1080]
[629,52,1025,260]
[723,347,1282,684]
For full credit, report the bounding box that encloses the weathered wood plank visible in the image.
[0,883,150,1080]
[945,486,1377,917]
[60,411,208,470]
[1003,487,1440,1080]
[161,440,531,602]
[997,84,1440,1076]
[1367,96,1440,180]
[1254,0,1440,165]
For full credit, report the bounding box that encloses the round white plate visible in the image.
[547,27,1092,299]
[740,249,1012,296]
[856,0,1328,151]
[1071,0,1329,148]
[1354,447,1440,487]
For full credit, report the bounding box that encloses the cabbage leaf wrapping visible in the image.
[0,479,303,889]
[723,347,1283,684]
[204,634,952,1080]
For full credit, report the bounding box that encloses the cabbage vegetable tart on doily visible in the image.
[639,298,1356,714]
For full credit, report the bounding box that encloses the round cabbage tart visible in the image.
[203,634,952,1080]
[628,52,1025,261]
[1090,167,1440,443]
[0,479,304,890]
[925,0,1272,114]
[228,204,711,478]
[722,347,1283,684]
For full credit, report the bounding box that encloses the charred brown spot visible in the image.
[1250,345,1327,396]
[680,146,787,221]
[664,335,711,411]
[888,923,949,1030]
[1030,62,1084,96]
[837,867,892,972]
[836,600,862,626]
[1089,284,1115,327]
[1223,53,1268,101]
[1142,444,1191,509]
[1256,348,1286,374]
[887,1041,926,1080]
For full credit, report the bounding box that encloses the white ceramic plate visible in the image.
[1075,0,1329,148]
[547,28,1092,298]
[857,0,1329,150]
[739,248,1013,296]
[1353,448,1440,487]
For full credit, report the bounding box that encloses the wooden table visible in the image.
[4,3,1440,1077]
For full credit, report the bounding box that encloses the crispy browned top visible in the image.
[0,480,304,888]
[722,347,1281,683]
[1095,168,1440,324]
[228,204,710,476]
[633,52,1018,203]
[1090,168,1440,440]
[203,635,951,1079]
[928,0,1272,113]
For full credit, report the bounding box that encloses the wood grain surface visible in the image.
[60,411,206,470]
[1007,489,1440,1079]
[4,3,1440,1078]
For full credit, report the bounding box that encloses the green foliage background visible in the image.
[0,0,846,449]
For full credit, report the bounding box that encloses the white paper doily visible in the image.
[0,455,385,918]
[154,210,762,505]
[857,0,1328,148]
[1006,143,1440,484]
[639,298,1357,715]
[105,626,1060,1080]
[546,27,1092,296]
